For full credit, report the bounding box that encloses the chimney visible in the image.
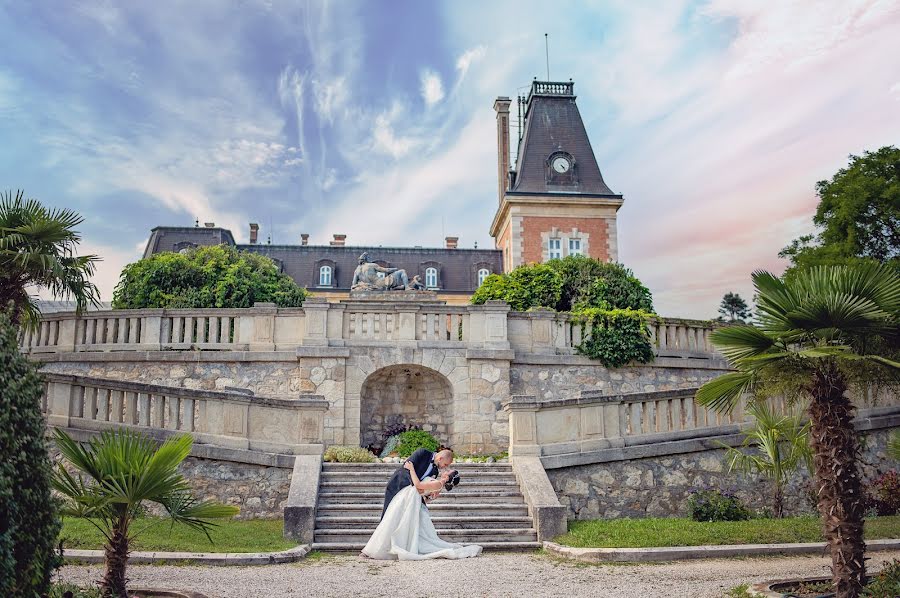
[493,96,512,204]
[300,233,309,246]
[203,222,215,228]
[249,223,259,245]
[330,234,346,246]
[445,236,458,249]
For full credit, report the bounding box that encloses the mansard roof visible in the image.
[142,227,502,294]
[511,80,619,197]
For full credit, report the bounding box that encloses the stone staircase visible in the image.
[312,462,541,552]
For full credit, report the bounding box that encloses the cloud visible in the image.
[313,76,348,124]
[456,45,486,78]
[278,66,309,158]
[420,69,445,106]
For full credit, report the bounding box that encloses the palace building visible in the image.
[143,80,623,303]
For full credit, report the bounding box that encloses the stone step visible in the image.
[321,471,517,485]
[315,516,535,530]
[319,478,519,492]
[318,491,525,505]
[311,541,541,553]
[322,463,512,472]
[314,528,538,544]
[315,504,531,518]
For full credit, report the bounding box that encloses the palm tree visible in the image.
[52,429,239,597]
[0,190,101,330]
[697,264,900,598]
[722,401,812,518]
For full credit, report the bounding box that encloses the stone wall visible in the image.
[547,428,897,520]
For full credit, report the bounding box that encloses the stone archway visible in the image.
[360,364,453,449]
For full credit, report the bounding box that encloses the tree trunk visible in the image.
[773,482,784,519]
[101,525,130,598]
[808,363,866,598]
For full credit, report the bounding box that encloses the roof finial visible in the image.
[544,33,550,81]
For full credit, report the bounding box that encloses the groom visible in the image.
[381,447,454,519]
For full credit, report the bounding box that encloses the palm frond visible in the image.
[696,371,754,413]
[710,325,778,363]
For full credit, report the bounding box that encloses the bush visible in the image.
[867,471,900,516]
[112,244,307,309]
[323,445,377,463]
[864,558,900,596]
[547,255,654,312]
[0,309,61,597]
[687,489,751,522]
[471,264,562,311]
[395,430,440,458]
[49,582,102,598]
[573,308,655,368]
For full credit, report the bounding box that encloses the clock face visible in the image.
[552,156,571,173]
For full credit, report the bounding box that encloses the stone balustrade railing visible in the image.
[505,386,900,463]
[20,299,514,353]
[507,310,720,360]
[41,373,328,455]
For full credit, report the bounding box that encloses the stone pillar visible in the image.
[528,308,556,355]
[56,317,77,352]
[46,380,74,427]
[468,300,510,350]
[301,297,329,346]
[140,309,164,350]
[503,395,540,457]
[395,305,420,341]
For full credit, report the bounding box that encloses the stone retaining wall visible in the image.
[547,427,897,520]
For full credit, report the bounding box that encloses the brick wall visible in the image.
[520,216,610,264]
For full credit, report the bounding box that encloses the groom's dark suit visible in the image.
[381,448,436,519]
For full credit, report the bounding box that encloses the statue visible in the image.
[407,275,426,291]
[351,252,411,291]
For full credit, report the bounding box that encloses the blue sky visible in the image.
[2,1,899,318]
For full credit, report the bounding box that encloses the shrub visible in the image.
[546,255,654,312]
[864,559,900,596]
[572,308,655,368]
[867,471,900,516]
[471,264,562,311]
[323,445,377,463]
[49,582,102,598]
[0,309,61,597]
[687,489,751,522]
[395,430,440,458]
[112,244,307,309]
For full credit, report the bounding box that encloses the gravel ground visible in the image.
[59,550,900,598]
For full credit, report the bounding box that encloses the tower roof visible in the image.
[511,81,618,196]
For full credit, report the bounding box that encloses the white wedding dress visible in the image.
[361,481,483,560]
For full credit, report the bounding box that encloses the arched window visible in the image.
[425,267,438,289]
[319,265,332,287]
[477,268,490,286]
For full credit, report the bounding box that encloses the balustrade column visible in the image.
[300,297,329,346]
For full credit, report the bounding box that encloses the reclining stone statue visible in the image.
[351,252,412,291]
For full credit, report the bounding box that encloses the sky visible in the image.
[2,0,899,319]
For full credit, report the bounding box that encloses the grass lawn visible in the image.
[60,517,296,553]
[555,515,900,548]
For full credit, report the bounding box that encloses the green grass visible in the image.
[60,517,296,553]
[555,515,900,548]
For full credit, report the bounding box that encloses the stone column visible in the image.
[46,379,74,427]
[139,309,164,350]
[395,305,420,341]
[468,300,510,350]
[528,308,556,355]
[301,297,329,346]
[503,395,540,457]
[56,317,77,352]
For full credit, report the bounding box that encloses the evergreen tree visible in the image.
[718,292,751,322]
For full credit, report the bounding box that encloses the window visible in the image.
[425,267,438,289]
[477,268,490,286]
[318,265,332,286]
[548,238,562,259]
[568,238,582,256]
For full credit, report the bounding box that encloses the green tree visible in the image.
[546,255,653,312]
[780,146,900,280]
[52,429,238,597]
[112,244,307,309]
[696,264,900,598]
[718,292,751,322]
[0,309,61,597]
[471,263,562,311]
[722,401,811,518]
[0,190,101,330]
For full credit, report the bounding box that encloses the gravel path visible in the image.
[59,550,900,598]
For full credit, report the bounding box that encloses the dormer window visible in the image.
[319,265,332,286]
[425,267,438,289]
[477,268,490,286]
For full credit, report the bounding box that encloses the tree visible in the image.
[0,308,61,597]
[696,264,900,598]
[779,146,900,280]
[718,292,751,323]
[471,263,562,311]
[0,190,101,330]
[721,401,811,518]
[112,244,307,309]
[52,429,239,597]
[545,255,653,312]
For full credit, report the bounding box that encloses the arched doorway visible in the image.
[360,364,453,450]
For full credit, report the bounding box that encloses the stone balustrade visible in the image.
[41,373,328,455]
[505,386,900,464]
[507,310,719,360]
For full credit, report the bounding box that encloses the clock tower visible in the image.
[490,80,624,271]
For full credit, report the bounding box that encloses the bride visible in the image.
[361,467,483,560]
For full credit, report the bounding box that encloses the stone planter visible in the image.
[130,589,209,598]
[750,577,834,597]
